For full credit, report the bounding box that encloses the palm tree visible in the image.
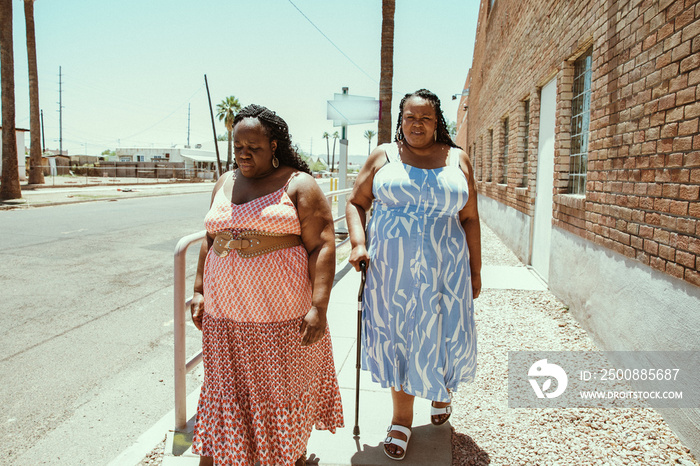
[331,131,339,173]
[364,129,376,155]
[322,131,330,166]
[0,0,21,200]
[216,95,241,172]
[24,0,43,185]
[378,0,395,144]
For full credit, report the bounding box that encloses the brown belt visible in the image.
[212,230,303,258]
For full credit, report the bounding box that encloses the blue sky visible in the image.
[8,0,479,158]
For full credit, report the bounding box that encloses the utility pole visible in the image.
[204,74,222,177]
[337,86,349,234]
[58,66,63,155]
[187,103,191,147]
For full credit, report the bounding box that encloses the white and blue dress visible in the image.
[362,142,477,403]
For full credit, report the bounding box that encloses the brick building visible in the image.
[457,0,699,455]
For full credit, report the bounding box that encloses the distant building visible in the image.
[459,0,699,456]
[116,144,224,172]
[44,149,68,156]
[0,127,29,181]
[42,154,71,176]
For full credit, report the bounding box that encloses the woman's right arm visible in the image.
[190,172,230,330]
[346,144,387,271]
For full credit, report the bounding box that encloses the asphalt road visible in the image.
[0,191,213,464]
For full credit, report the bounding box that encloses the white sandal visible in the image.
[384,424,412,461]
[430,402,452,425]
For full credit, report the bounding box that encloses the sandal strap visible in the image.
[384,436,408,451]
[385,424,412,450]
[387,424,412,438]
[430,404,452,416]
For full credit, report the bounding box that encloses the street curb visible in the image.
[107,388,202,466]
[0,188,212,211]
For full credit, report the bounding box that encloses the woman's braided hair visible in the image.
[233,104,311,175]
[394,89,460,149]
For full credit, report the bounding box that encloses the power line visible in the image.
[287,0,378,84]
[119,84,204,140]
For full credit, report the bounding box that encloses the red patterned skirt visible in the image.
[191,315,344,465]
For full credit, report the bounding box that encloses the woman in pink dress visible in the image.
[190,104,343,465]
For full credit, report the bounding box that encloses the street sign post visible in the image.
[326,88,380,232]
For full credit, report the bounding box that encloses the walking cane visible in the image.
[353,260,367,436]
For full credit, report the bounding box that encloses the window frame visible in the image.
[488,129,494,182]
[521,99,530,187]
[568,47,593,195]
[501,117,509,185]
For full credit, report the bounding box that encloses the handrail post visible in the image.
[173,230,206,430]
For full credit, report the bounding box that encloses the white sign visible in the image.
[327,93,381,127]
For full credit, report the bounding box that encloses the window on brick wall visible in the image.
[569,47,593,195]
[476,141,482,181]
[521,99,530,187]
[477,138,483,181]
[469,145,475,177]
[488,129,493,182]
[501,118,509,184]
[473,142,478,180]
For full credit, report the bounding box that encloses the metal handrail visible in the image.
[173,186,354,429]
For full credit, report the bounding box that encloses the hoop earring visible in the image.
[396,127,404,141]
[272,156,280,168]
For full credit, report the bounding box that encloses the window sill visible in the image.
[555,193,586,209]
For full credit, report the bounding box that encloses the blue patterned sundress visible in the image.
[362,142,477,403]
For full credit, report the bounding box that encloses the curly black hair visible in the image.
[394,89,460,149]
[232,104,311,175]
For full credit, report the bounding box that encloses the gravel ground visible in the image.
[450,224,699,466]
[138,223,699,465]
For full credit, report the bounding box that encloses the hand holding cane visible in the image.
[353,260,367,436]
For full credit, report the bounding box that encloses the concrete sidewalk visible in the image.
[0,179,214,209]
[110,261,546,466]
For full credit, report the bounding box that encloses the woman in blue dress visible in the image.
[346,89,482,460]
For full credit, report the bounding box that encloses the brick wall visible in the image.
[458,0,700,287]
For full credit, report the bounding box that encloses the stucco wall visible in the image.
[548,226,700,352]
[478,195,531,263]
[547,225,700,456]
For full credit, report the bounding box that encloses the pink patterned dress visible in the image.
[192,172,344,465]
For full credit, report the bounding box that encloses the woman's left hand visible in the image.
[299,306,327,346]
[472,273,482,299]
